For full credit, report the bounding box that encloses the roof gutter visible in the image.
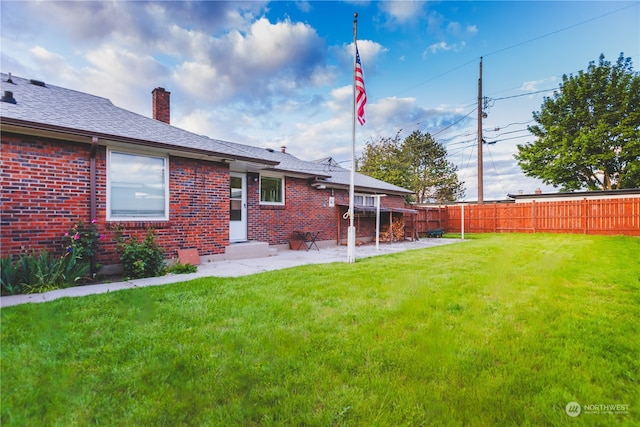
[311,181,414,196]
[0,117,280,166]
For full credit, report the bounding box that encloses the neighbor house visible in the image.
[1,73,414,270]
[508,188,640,203]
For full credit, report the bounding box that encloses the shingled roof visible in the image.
[1,73,413,196]
[0,73,275,165]
[231,144,414,196]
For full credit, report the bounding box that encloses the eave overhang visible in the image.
[0,117,280,166]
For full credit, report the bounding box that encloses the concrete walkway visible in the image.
[1,238,461,308]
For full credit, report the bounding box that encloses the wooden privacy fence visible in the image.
[414,198,640,236]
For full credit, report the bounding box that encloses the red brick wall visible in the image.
[385,195,407,209]
[2,134,93,258]
[1,133,229,265]
[246,173,408,245]
[1,132,410,265]
[247,175,341,244]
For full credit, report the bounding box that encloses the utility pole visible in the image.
[477,57,484,205]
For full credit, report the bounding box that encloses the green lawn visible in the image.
[1,233,638,426]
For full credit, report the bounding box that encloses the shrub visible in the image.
[115,227,166,279]
[1,251,90,296]
[1,220,101,296]
[1,255,22,296]
[166,262,198,275]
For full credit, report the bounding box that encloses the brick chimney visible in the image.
[152,87,170,124]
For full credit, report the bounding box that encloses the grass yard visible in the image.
[1,233,639,426]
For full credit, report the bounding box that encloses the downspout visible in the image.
[90,137,98,274]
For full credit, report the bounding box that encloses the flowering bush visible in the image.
[63,219,104,263]
[112,225,166,279]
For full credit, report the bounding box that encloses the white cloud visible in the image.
[426,40,466,55]
[172,61,229,103]
[30,46,67,70]
[0,1,577,200]
[16,1,265,48]
[372,96,416,120]
[167,17,327,111]
[295,1,312,13]
[447,21,461,35]
[80,46,168,114]
[378,0,427,25]
[521,77,558,92]
[338,40,388,75]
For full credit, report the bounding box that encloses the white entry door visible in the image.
[229,172,247,242]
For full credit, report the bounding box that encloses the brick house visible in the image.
[1,73,414,270]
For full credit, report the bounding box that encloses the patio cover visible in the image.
[338,204,418,214]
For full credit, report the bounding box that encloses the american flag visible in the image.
[355,45,367,125]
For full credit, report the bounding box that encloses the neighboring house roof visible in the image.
[1,73,413,196]
[0,73,276,165]
[508,188,640,203]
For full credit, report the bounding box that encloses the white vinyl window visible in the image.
[107,150,169,220]
[354,194,376,206]
[260,175,285,205]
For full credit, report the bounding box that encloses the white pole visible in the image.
[347,13,358,263]
[376,196,380,251]
[373,195,385,251]
[461,204,465,240]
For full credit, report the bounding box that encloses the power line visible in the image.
[492,88,557,101]
[494,134,533,143]
[391,100,477,135]
[387,3,635,108]
[431,107,478,137]
[400,77,578,142]
[394,58,478,97]
[384,3,636,139]
[440,121,533,147]
[482,2,638,59]
[447,138,477,150]
[464,144,477,170]
[483,120,534,132]
[484,128,531,138]
[485,145,511,195]
[394,2,635,105]
[353,3,635,178]
[395,84,561,141]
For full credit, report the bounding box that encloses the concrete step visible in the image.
[219,241,277,261]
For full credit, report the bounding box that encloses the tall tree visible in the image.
[358,131,410,191]
[515,53,640,191]
[359,130,465,203]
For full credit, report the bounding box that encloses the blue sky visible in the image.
[2,1,638,200]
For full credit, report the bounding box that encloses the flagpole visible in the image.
[347,13,358,263]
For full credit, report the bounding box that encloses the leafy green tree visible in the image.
[515,53,640,191]
[358,131,410,191]
[359,130,465,203]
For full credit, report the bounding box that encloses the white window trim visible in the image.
[106,148,170,221]
[259,173,285,206]
[355,193,376,207]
